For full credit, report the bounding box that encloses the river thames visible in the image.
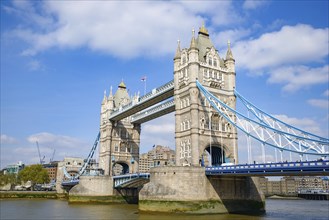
[1,198,328,220]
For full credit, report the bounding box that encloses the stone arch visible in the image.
[112,161,129,176]
[203,144,227,166]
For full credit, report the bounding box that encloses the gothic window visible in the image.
[180,141,184,158]
[208,57,213,66]
[211,114,220,130]
[186,139,191,157]
[222,122,226,131]
[182,56,186,64]
[121,130,126,139]
[200,118,205,129]
[120,144,125,152]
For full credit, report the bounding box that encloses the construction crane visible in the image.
[36,141,45,164]
[50,149,56,163]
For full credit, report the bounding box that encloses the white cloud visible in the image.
[5,1,241,58]
[243,0,268,10]
[274,114,324,137]
[1,132,92,168]
[27,132,87,150]
[233,24,329,71]
[140,113,175,153]
[0,134,17,144]
[307,99,329,109]
[267,65,328,92]
[27,59,43,71]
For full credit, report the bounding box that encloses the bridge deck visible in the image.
[109,80,174,121]
[205,160,329,176]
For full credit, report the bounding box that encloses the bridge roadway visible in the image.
[112,160,329,188]
[109,80,174,122]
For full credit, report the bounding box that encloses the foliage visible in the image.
[0,173,18,186]
[17,164,50,186]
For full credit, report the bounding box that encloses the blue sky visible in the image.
[1,0,328,169]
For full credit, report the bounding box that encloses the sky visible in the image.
[1,0,328,169]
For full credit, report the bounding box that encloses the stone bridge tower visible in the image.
[173,24,238,167]
[99,82,140,176]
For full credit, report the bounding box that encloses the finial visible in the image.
[199,21,209,36]
[109,86,113,97]
[226,40,234,61]
[190,28,197,49]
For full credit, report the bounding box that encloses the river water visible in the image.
[1,198,328,220]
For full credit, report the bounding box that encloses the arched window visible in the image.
[211,114,219,130]
[182,56,186,64]
[208,57,213,66]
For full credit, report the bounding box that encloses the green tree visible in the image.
[17,164,49,189]
[0,173,18,187]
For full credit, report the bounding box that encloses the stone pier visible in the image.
[68,176,139,203]
[139,166,265,214]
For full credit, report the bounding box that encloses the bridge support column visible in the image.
[139,166,265,214]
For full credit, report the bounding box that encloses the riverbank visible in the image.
[0,191,67,199]
[266,195,303,200]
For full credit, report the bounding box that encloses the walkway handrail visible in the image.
[110,80,174,119]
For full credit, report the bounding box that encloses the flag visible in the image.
[141,76,147,82]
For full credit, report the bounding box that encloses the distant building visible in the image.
[259,176,328,196]
[4,161,25,174]
[56,157,84,193]
[139,145,175,172]
[43,161,59,182]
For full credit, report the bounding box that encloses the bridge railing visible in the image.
[113,173,150,188]
[131,99,174,122]
[205,160,329,176]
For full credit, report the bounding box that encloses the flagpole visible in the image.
[141,76,147,95]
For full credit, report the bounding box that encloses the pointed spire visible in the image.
[108,86,113,99]
[174,39,181,59]
[226,40,234,60]
[190,28,197,49]
[102,90,107,103]
[118,80,126,89]
[198,21,209,36]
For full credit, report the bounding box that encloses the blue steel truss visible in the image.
[62,132,100,182]
[196,81,329,157]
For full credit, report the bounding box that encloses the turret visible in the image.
[174,40,181,72]
[224,41,236,91]
[188,29,199,65]
[107,86,114,110]
[225,40,235,72]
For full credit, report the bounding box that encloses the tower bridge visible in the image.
[61,24,329,214]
